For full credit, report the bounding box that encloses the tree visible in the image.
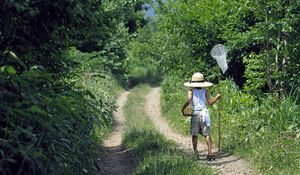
[0,0,150,174]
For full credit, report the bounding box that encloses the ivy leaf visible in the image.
[6,66,17,75]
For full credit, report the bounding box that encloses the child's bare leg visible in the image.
[205,135,212,155]
[192,136,198,154]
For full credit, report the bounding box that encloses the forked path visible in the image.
[145,87,257,175]
[97,91,138,175]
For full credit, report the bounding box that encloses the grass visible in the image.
[123,84,216,175]
[161,76,300,174]
[209,80,300,174]
[123,84,154,130]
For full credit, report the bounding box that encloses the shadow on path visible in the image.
[96,92,139,175]
[97,145,138,175]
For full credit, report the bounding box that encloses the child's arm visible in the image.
[181,90,192,114]
[206,90,221,105]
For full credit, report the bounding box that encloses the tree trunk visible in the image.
[282,0,289,75]
[265,1,273,91]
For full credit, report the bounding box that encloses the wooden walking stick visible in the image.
[210,44,228,152]
[217,74,221,152]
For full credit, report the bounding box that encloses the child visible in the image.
[181,72,221,160]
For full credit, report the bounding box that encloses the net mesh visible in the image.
[211,44,228,74]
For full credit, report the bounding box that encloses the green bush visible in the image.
[210,80,300,174]
[0,48,122,175]
[0,71,112,175]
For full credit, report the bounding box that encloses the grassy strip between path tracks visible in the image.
[123,84,216,175]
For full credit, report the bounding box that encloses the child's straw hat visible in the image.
[183,72,213,87]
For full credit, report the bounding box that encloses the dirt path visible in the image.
[97,91,138,175]
[145,87,257,175]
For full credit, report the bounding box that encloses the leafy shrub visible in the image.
[0,70,108,175]
[0,47,121,174]
[210,80,300,174]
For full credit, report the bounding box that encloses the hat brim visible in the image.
[183,82,213,87]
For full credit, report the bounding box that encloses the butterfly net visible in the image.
[210,44,228,74]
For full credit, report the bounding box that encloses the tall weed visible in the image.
[211,80,300,174]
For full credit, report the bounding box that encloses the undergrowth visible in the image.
[161,75,300,174]
[0,48,121,175]
[68,47,123,143]
[123,84,215,175]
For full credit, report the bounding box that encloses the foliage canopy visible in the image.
[0,0,149,174]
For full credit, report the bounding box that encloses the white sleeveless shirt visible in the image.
[192,89,207,110]
[192,88,210,126]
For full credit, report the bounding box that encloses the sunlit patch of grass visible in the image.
[123,84,154,130]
